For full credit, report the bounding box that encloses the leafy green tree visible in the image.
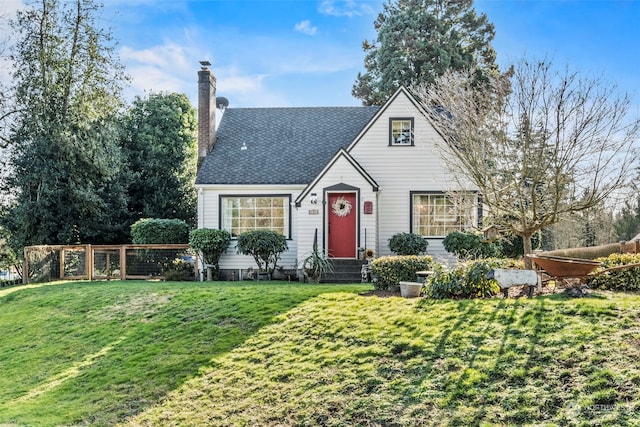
[0,0,129,251]
[353,0,498,106]
[0,226,18,273]
[121,92,198,226]
[613,195,640,241]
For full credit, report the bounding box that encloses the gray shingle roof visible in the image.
[195,106,381,185]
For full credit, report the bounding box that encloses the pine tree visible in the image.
[353,0,499,106]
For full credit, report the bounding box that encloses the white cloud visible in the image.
[119,40,287,108]
[0,0,24,17]
[294,20,317,36]
[318,0,376,18]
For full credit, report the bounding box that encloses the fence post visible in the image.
[86,244,92,280]
[59,247,65,280]
[23,248,28,285]
[120,246,127,280]
[620,241,626,254]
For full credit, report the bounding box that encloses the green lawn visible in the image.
[1,281,640,426]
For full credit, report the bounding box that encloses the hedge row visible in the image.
[370,255,434,291]
[426,258,525,299]
[585,253,640,291]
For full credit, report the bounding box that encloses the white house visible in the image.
[194,64,481,280]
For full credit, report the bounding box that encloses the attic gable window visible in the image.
[220,195,291,238]
[389,118,414,146]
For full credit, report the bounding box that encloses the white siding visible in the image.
[348,90,476,262]
[296,154,378,262]
[195,184,304,271]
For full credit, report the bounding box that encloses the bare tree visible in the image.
[415,57,640,267]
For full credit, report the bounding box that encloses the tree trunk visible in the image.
[521,232,534,269]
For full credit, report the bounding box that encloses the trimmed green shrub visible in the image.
[388,232,428,255]
[236,230,288,277]
[442,230,502,259]
[130,218,190,244]
[370,255,436,291]
[426,258,524,299]
[585,253,640,291]
[189,228,231,280]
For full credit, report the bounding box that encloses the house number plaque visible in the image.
[308,209,320,215]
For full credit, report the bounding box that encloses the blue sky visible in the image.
[4,0,639,110]
[101,0,639,111]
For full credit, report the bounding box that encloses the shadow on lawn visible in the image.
[409,294,632,426]
[0,280,367,426]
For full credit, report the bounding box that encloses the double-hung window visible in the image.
[389,118,414,146]
[411,192,477,237]
[221,195,290,238]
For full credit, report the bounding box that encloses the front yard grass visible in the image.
[1,280,640,426]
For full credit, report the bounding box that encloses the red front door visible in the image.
[328,192,357,258]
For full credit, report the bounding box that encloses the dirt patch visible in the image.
[91,293,174,321]
[359,289,401,298]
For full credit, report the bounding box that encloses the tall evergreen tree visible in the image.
[1,0,129,251]
[120,92,198,226]
[613,195,640,241]
[353,0,499,106]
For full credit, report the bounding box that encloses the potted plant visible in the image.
[302,229,333,284]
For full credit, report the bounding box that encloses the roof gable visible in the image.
[196,106,380,185]
[346,86,439,152]
[295,148,379,206]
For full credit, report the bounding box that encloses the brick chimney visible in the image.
[198,61,216,165]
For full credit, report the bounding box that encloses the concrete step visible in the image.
[321,259,368,283]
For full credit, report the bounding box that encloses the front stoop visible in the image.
[322,259,367,283]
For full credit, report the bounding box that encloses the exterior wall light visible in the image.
[310,193,318,204]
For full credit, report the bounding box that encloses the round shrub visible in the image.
[585,253,640,291]
[189,228,231,280]
[236,230,288,277]
[425,258,524,299]
[442,230,502,259]
[388,232,428,255]
[370,255,436,291]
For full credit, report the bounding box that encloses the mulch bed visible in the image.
[360,280,590,299]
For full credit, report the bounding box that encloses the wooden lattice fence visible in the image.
[23,244,197,284]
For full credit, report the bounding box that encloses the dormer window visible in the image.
[389,118,414,146]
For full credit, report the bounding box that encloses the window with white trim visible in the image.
[221,195,289,237]
[389,118,414,145]
[412,193,476,237]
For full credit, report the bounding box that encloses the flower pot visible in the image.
[400,281,423,298]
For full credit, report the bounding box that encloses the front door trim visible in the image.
[324,185,360,258]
